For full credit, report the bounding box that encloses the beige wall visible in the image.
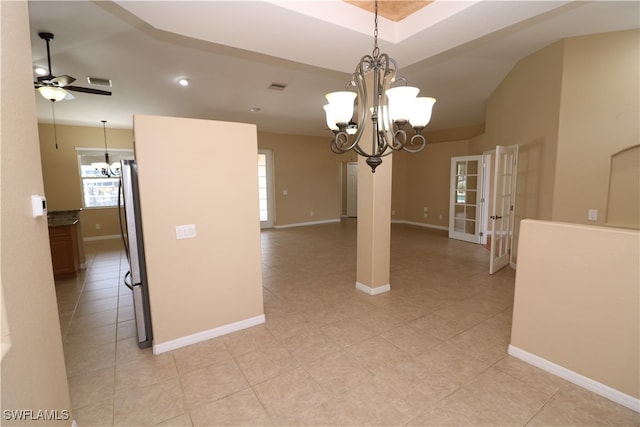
[391,125,482,227]
[511,220,639,401]
[36,31,639,245]
[133,115,263,348]
[395,140,471,227]
[471,39,564,223]
[38,124,342,236]
[607,145,640,228]
[1,2,72,425]
[468,30,639,263]
[38,121,470,234]
[258,132,343,226]
[38,123,134,238]
[553,30,640,227]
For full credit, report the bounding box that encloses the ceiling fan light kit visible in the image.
[37,86,67,102]
[33,32,113,102]
[323,0,436,172]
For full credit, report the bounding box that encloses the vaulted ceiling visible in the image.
[28,1,639,136]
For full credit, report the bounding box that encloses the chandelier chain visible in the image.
[373,0,379,58]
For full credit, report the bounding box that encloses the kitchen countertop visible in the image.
[48,218,79,227]
[47,209,81,227]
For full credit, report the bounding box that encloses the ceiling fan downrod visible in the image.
[38,32,55,80]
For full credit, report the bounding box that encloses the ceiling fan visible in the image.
[34,32,112,102]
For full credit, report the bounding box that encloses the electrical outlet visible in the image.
[588,209,598,221]
[95,223,101,230]
[310,211,314,217]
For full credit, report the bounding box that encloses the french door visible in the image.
[489,145,518,274]
[449,156,484,243]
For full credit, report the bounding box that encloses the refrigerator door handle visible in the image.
[123,270,133,290]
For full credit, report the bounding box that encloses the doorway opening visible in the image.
[346,162,358,218]
[449,145,518,274]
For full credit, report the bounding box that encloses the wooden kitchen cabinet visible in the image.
[48,224,80,280]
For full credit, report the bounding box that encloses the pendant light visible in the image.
[323,0,436,172]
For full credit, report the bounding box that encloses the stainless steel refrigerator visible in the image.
[119,159,153,348]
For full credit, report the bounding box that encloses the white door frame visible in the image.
[480,151,493,246]
[346,162,358,217]
[489,145,519,274]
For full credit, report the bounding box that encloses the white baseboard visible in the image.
[392,220,449,231]
[83,234,121,242]
[508,345,640,413]
[275,219,340,229]
[152,314,266,355]
[355,282,391,295]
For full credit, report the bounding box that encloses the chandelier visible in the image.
[323,0,436,172]
[91,120,121,177]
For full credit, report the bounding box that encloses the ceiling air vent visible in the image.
[87,76,112,87]
[268,82,287,91]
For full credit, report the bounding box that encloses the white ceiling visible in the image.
[28,1,639,137]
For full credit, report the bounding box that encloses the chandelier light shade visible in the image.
[38,86,67,102]
[323,0,436,172]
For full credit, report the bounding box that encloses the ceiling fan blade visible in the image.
[65,85,112,96]
[51,75,76,86]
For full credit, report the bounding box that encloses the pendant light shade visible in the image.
[325,91,357,125]
[385,86,419,122]
[409,97,437,128]
[323,104,339,131]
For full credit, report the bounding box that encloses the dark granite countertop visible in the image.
[48,218,79,227]
[47,210,81,227]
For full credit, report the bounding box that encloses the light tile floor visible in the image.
[55,220,639,426]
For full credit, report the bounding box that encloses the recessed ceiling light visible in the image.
[34,66,47,76]
[178,78,189,87]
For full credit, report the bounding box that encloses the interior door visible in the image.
[489,145,518,274]
[449,155,484,243]
[346,162,358,217]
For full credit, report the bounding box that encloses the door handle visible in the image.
[490,215,503,220]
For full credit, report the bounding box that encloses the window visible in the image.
[257,149,274,229]
[258,153,268,222]
[76,148,134,208]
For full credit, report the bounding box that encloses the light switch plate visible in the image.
[176,224,196,239]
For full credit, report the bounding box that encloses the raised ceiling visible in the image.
[28,1,639,137]
[344,0,433,22]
